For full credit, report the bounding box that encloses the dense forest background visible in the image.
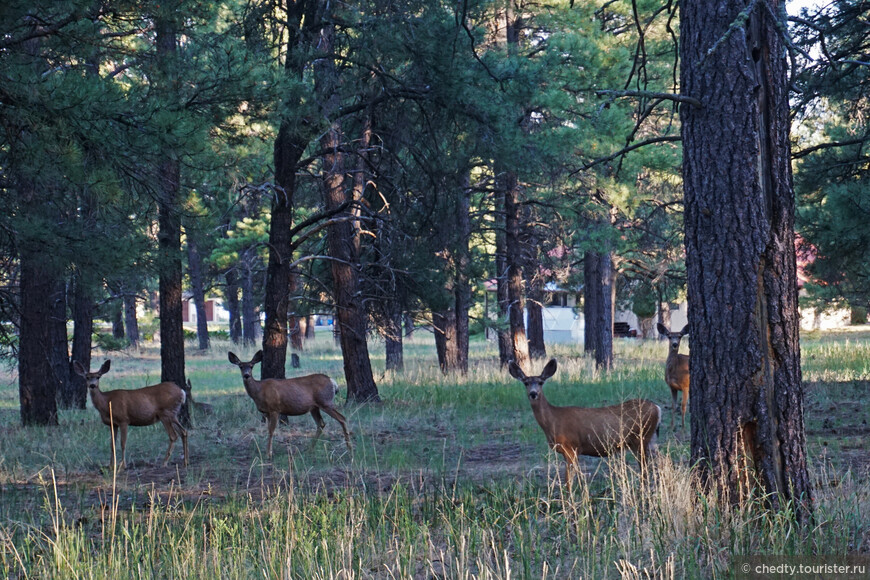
[1,0,867,433]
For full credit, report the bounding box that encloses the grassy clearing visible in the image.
[0,331,868,578]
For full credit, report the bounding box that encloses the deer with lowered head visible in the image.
[508,358,660,486]
[657,323,690,430]
[228,351,352,459]
[73,360,189,468]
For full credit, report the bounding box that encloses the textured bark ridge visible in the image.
[680,0,812,519]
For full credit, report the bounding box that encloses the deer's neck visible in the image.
[243,376,263,399]
[530,392,558,433]
[89,388,109,413]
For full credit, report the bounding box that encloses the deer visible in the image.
[73,360,189,468]
[508,358,660,487]
[227,351,352,459]
[657,323,690,430]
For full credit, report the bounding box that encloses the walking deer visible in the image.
[73,360,189,468]
[508,359,660,486]
[657,323,690,430]
[228,351,352,459]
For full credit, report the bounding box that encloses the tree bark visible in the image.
[186,235,210,350]
[504,171,530,371]
[225,270,242,344]
[111,303,125,340]
[434,310,459,373]
[525,258,547,360]
[584,250,614,369]
[263,1,322,380]
[384,306,404,372]
[155,10,188,427]
[316,23,379,402]
[240,260,259,346]
[123,292,139,349]
[49,278,71,409]
[681,0,811,519]
[18,250,59,426]
[68,272,93,409]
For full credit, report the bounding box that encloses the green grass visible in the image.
[0,331,868,578]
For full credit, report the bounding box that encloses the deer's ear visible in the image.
[657,323,668,336]
[228,352,241,365]
[680,324,689,336]
[507,361,525,380]
[540,359,558,380]
[99,360,111,375]
[73,361,87,377]
[252,350,264,364]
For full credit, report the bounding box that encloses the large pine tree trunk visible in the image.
[681,0,811,519]
[317,23,379,403]
[155,11,188,427]
[186,235,210,350]
[584,250,614,370]
[18,250,59,426]
[263,2,322,380]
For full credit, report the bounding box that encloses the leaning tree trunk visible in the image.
[317,25,379,403]
[18,249,59,426]
[584,250,614,370]
[155,11,188,427]
[111,304,125,340]
[680,0,812,519]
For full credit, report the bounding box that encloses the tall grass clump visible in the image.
[0,332,868,577]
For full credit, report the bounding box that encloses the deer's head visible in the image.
[73,360,111,391]
[508,358,558,401]
[228,350,263,380]
[657,323,689,352]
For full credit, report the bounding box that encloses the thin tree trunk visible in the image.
[225,269,242,344]
[241,262,258,346]
[681,0,811,519]
[68,272,92,409]
[454,177,472,375]
[186,235,210,350]
[49,278,71,409]
[112,304,125,340]
[584,250,613,370]
[495,183,512,367]
[504,171,530,371]
[384,306,404,372]
[526,259,547,359]
[123,293,139,349]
